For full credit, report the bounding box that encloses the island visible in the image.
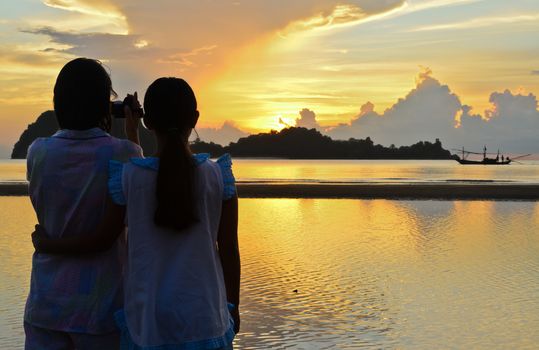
[192,127,453,159]
[11,111,157,159]
[13,110,452,160]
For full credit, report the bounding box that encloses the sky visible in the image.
[1,0,538,157]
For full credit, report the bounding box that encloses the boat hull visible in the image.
[456,159,511,165]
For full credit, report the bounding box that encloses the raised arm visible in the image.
[217,195,241,333]
[32,197,126,255]
[124,92,142,146]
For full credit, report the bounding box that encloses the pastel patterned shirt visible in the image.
[25,128,143,334]
[108,154,236,349]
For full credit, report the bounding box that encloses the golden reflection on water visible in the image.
[0,160,27,182]
[1,197,539,349]
[0,197,35,348]
[231,159,539,183]
[3,159,539,183]
[236,199,539,349]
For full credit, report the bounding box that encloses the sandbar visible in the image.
[2,181,539,200]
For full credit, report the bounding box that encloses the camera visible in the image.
[111,96,143,118]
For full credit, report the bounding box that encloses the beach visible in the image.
[2,181,539,200]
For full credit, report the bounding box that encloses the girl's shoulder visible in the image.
[108,153,236,205]
[125,153,216,171]
[187,153,236,200]
[211,153,236,200]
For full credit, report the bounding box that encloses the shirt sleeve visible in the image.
[26,138,45,181]
[125,140,144,159]
[108,160,126,205]
[26,143,34,182]
[216,153,236,201]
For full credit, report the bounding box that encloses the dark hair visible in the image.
[54,58,116,131]
[144,77,198,231]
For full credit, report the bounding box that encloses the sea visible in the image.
[2,158,539,184]
[1,159,538,349]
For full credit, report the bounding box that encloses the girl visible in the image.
[34,77,240,350]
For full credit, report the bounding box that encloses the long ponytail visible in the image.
[144,78,198,231]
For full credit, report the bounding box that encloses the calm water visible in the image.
[1,197,539,349]
[2,159,539,184]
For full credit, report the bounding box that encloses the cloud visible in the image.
[280,0,482,37]
[19,1,407,90]
[42,0,128,33]
[0,46,66,68]
[484,90,538,120]
[327,68,462,144]
[412,14,539,32]
[158,45,218,70]
[532,70,539,75]
[100,2,406,60]
[0,144,11,159]
[295,108,322,129]
[21,26,147,59]
[323,69,539,152]
[455,104,482,128]
[193,121,249,146]
[281,4,368,36]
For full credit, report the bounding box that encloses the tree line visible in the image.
[192,126,453,159]
[12,111,453,160]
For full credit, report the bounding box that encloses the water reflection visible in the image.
[236,199,539,349]
[1,198,538,349]
[231,159,539,184]
[0,197,35,349]
[2,159,539,183]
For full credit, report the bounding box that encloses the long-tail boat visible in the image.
[453,147,530,165]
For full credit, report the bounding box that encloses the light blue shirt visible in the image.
[108,154,236,349]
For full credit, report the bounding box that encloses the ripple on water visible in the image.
[1,198,539,349]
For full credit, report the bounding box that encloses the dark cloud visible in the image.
[532,70,539,75]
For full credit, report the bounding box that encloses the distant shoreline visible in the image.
[3,182,539,200]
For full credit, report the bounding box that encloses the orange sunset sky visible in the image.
[1,0,538,157]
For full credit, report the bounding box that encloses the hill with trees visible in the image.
[193,127,453,159]
[11,110,157,158]
[13,112,453,160]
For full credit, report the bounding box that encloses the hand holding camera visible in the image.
[111,93,143,119]
[114,92,142,146]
